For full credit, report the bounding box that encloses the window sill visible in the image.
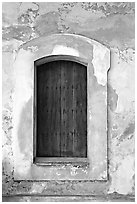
[34,157,89,166]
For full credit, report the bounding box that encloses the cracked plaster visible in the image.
[11,34,109,181]
[2,2,135,198]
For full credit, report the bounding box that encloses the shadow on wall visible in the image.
[107,83,118,112]
[18,97,32,157]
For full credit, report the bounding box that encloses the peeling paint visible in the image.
[108,84,118,112]
[11,34,109,181]
[27,46,38,52]
[119,122,135,142]
[30,183,45,194]
[2,2,135,198]
[92,44,110,86]
[51,45,79,56]
[71,167,79,176]
[35,12,60,35]
[109,155,134,195]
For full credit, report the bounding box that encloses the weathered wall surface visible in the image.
[2,2,135,198]
[12,34,109,181]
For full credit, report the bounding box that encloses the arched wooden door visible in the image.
[36,59,87,158]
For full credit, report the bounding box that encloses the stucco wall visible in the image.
[2,2,135,198]
[12,34,109,181]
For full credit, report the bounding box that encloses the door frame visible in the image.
[13,33,109,180]
[34,55,89,165]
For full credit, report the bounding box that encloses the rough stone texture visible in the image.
[2,194,135,202]
[2,2,135,200]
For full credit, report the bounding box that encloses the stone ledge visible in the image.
[2,194,135,202]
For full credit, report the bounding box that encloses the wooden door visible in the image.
[36,60,87,158]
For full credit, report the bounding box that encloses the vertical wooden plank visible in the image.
[48,61,61,156]
[54,61,62,156]
[60,60,87,158]
[60,61,74,157]
[60,61,67,156]
[36,61,61,157]
[74,62,87,157]
[36,63,50,156]
[66,61,75,157]
[72,61,76,157]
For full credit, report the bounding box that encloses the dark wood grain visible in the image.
[60,61,74,157]
[36,60,87,158]
[36,61,61,157]
[74,62,87,157]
